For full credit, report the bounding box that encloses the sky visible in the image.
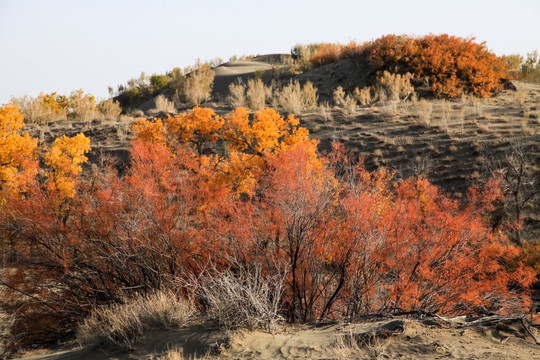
[1,0,539,104]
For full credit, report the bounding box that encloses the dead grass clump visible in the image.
[70,92,99,122]
[77,290,195,350]
[515,90,527,107]
[193,265,286,332]
[246,78,272,111]
[156,348,215,360]
[227,80,246,108]
[318,101,333,122]
[184,62,215,105]
[476,122,490,133]
[98,99,122,120]
[353,86,372,106]
[375,71,414,103]
[274,81,319,114]
[153,95,176,113]
[333,331,389,360]
[521,111,535,135]
[413,99,433,127]
[333,86,357,120]
[439,101,452,132]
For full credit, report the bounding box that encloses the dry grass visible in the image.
[11,95,67,123]
[521,111,535,135]
[184,63,215,105]
[439,101,452,133]
[70,96,99,122]
[191,265,286,332]
[274,81,319,114]
[98,99,122,120]
[412,99,433,127]
[246,78,271,110]
[227,79,246,108]
[333,86,357,120]
[318,101,333,122]
[153,94,176,113]
[354,86,372,106]
[516,90,527,107]
[333,331,389,360]
[155,348,215,360]
[77,290,195,350]
[374,71,414,103]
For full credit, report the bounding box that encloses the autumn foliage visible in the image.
[0,104,535,349]
[308,34,509,98]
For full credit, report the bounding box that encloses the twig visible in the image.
[520,317,539,344]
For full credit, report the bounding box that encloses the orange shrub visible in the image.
[308,34,509,98]
[0,106,534,350]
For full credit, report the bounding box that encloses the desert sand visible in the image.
[17,316,539,359]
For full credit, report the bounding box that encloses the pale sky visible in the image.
[1,0,539,104]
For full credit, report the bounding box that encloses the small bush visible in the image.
[246,78,271,110]
[11,94,67,123]
[516,51,540,82]
[184,63,215,105]
[318,101,333,122]
[333,86,357,119]
[227,80,246,108]
[156,349,215,360]
[98,99,122,120]
[77,290,195,350]
[153,94,176,113]
[413,99,433,127]
[150,74,171,92]
[375,71,415,103]
[12,90,100,123]
[69,90,98,121]
[193,265,286,331]
[274,81,319,114]
[354,87,372,106]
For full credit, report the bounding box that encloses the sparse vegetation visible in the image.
[246,78,271,110]
[274,81,319,114]
[374,71,415,103]
[506,50,540,82]
[98,98,122,120]
[11,90,103,123]
[183,62,215,105]
[192,265,286,331]
[77,290,195,350]
[227,79,246,108]
[354,86,372,106]
[333,86,357,120]
[153,94,176,113]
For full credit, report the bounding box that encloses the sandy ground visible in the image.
[16,317,540,359]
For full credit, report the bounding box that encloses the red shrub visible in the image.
[0,108,534,349]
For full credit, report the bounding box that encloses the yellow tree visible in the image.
[0,103,39,197]
[132,106,320,195]
[44,133,91,201]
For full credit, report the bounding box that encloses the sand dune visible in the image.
[17,317,539,359]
